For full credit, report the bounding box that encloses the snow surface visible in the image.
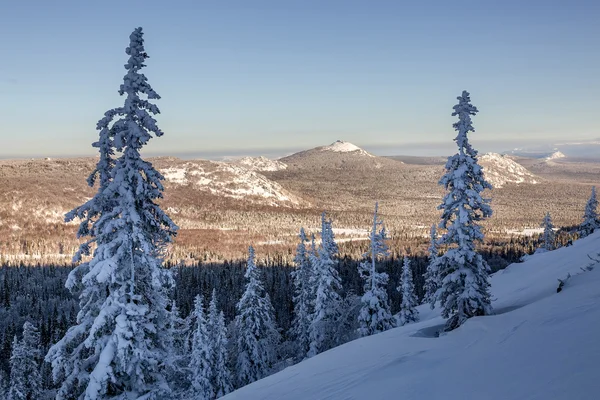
[235,156,288,172]
[480,152,539,188]
[545,151,567,161]
[222,232,600,400]
[159,162,301,207]
[320,141,373,157]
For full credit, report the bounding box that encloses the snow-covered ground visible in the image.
[320,140,374,157]
[480,152,539,188]
[223,232,600,399]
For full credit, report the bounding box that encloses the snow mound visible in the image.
[159,162,302,207]
[235,156,288,172]
[222,232,600,400]
[480,153,539,188]
[320,140,373,157]
[545,151,566,161]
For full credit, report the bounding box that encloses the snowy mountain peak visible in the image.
[235,156,288,172]
[545,151,566,161]
[479,152,540,188]
[321,140,373,157]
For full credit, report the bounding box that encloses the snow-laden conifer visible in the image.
[167,300,191,396]
[208,289,232,398]
[308,214,342,357]
[357,203,395,337]
[320,212,339,258]
[423,224,440,309]
[8,322,41,400]
[290,228,313,358]
[541,212,556,251]
[189,295,213,400]
[398,256,419,326]
[46,27,178,399]
[234,246,280,388]
[433,91,493,331]
[579,186,599,238]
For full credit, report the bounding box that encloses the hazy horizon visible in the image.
[2,137,599,161]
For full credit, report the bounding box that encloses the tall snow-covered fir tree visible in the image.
[189,295,213,400]
[423,224,440,309]
[45,27,178,399]
[308,213,343,357]
[398,256,420,326]
[579,186,598,238]
[290,228,314,358]
[8,322,42,400]
[433,90,493,331]
[234,246,280,388]
[540,212,556,251]
[320,212,339,258]
[165,300,191,397]
[357,203,395,337]
[208,289,232,398]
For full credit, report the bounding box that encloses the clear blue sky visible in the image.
[0,0,598,158]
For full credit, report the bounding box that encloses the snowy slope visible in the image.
[223,232,600,400]
[545,151,566,161]
[480,152,540,188]
[234,156,288,172]
[320,140,374,157]
[159,161,302,207]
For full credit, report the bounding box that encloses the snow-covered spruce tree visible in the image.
[45,27,178,399]
[398,256,419,326]
[320,212,339,258]
[290,228,313,358]
[208,289,232,398]
[8,322,42,400]
[307,213,343,357]
[189,295,213,400]
[541,212,556,251]
[423,224,440,309]
[433,90,493,331]
[579,186,599,238]
[234,246,280,388]
[166,300,191,397]
[357,203,395,337]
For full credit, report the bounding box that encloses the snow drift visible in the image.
[222,232,600,399]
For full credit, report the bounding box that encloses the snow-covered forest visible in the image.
[0,27,598,400]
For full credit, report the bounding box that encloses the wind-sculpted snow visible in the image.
[222,232,600,400]
[480,152,540,188]
[160,161,302,207]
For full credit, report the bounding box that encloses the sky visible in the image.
[0,0,598,158]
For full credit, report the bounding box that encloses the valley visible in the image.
[0,141,597,264]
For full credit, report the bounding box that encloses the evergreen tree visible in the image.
[290,228,313,358]
[320,212,339,257]
[423,224,440,309]
[8,322,42,400]
[398,257,419,326]
[46,27,178,399]
[357,203,395,337]
[208,290,232,398]
[579,186,599,238]
[433,91,493,331]
[166,300,191,397]
[234,246,280,387]
[541,212,556,251]
[308,213,342,357]
[189,295,213,400]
